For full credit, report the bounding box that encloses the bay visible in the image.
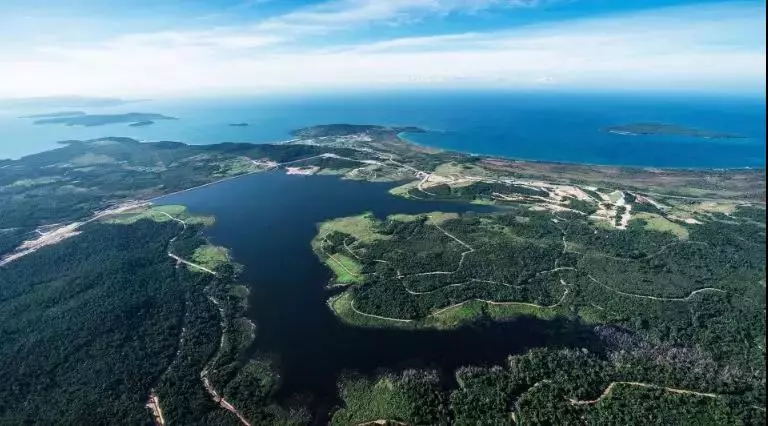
[2,91,764,168]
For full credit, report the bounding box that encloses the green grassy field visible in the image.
[317,213,388,243]
[633,212,689,239]
[104,204,215,226]
[325,253,364,284]
[192,244,231,270]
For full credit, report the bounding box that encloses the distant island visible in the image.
[20,111,86,119]
[27,112,177,127]
[291,123,425,138]
[228,122,249,127]
[0,95,144,109]
[606,122,745,139]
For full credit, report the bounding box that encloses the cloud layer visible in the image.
[0,0,764,97]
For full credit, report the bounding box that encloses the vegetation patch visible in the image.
[332,371,447,425]
[486,301,562,321]
[387,213,423,222]
[7,176,62,187]
[633,212,689,239]
[192,244,231,270]
[317,213,389,244]
[434,161,491,178]
[69,152,117,166]
[212,157,262,177]
[105,204,215,226]
[328,292,415,329]
[325,253,364,284]
[689,201,738,215]
[427,300,486,327]
[388,181,419,198]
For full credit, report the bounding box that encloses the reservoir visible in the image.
[157,171,601,417]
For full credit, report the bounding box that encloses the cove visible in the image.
[156,171,601,418]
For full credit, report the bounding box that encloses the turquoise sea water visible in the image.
[1,91,764,168]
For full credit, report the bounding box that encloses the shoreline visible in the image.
[397,131,765,172]
[3,129,765,172]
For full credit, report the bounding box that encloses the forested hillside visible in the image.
[316,203,765,423]
[0,215,304,424]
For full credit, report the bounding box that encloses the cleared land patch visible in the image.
[104,204,214,226]
[192,245,231,270]
[316,213,389,244]
[326,253,364,284]
[633,212,689,239]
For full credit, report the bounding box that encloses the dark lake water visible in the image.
[157,171,601,418]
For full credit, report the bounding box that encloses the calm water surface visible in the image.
[157,171,600,416]
[3,91,764,167]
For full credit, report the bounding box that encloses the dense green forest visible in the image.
[0,216,304,425]
[332,345,764,425]
[318,207,764,371]
[407,181,548,202]
[316,202,765,423]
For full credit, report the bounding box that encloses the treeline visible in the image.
[407,181,547,201]
[331,343,764,425]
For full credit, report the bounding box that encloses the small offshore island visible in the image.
[22,111,177,127]
[0,125,764,425]
[605,122,745,139]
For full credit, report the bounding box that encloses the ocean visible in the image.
[1,91,764,168]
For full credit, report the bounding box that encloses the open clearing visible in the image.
[317,213,389,244]
[634,212,689,239]
[192,245,231,270]
[326,253,364,284]
[105,204,215,226]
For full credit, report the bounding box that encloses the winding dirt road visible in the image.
[349,299,415,323]
[587,274,725,302]
[567,381,719,405]
[153,212,251,426]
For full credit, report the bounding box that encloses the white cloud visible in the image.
[256,0,536,33]
[0,1,764,97]
[71,0,532,53]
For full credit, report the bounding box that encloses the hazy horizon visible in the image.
[1,0,765,98]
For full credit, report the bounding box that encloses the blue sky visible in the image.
[0,0,764,97]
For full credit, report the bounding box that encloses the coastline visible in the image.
[399,130,765,172]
